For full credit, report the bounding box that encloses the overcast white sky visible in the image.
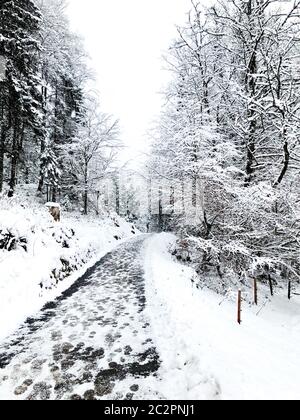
[67,0,192,164]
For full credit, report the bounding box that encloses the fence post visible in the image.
[237,290,242,324]
[268,275,274,297]
[288,281,292,300]
[254,279,258,305]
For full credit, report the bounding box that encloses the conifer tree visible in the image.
[0,0,43,195]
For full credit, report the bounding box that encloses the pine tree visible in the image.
[40,141,61,202]
[36,0,87,200]
[0,0,43,195]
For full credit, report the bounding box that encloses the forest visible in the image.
[0,0,119,214]
[1,0,300,288]
[148,0,300,291]
[1,0,300,402]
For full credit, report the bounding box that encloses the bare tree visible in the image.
[63,97,120,214]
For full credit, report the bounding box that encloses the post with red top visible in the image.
[237,290,242,325]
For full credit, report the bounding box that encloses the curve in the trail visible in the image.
[0,236,162,400]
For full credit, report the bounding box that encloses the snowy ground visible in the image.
[1,227,299,400]
[0,237,162,400]
[144,233,300,401]
[0,192,137,342]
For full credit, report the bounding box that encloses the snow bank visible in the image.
[0,194,137,342]
[144,233,300,400]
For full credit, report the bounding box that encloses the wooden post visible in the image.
[254,279,258,305]
[288,281,292,300]
[268,275,274,297]
[237,290,242,324]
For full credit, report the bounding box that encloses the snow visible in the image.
[0,193,137,344]
[0,237,163,400]
[45,202,61,208]
[144,233,300,400]
[1,221,299,400]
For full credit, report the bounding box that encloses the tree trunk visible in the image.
[0,125,5,193]
[115,178,120,215]
[37,139,46,193]
[8,122,19,197]
[170,186,175,214]
[96,191,100,216]
[0,84,7,193]
[244,20,259,187]
[52,187,57,202]
[274,140,289,187]
[158,185,163,232]
[38,78,48,195]
[245,134,256,186]
[203,210,213,239]
[84,189,88,215]
[181,178,185,215]
[83,162,88,215]
[244,69,257,186]
[148,177,152,217]
[192,177,197,208]
[8,155,17,197]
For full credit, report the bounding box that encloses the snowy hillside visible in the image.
[0,191,137,342]
[144,234,300,400]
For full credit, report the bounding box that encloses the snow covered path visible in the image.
[0,236,163,400]
[4,231,293,401]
